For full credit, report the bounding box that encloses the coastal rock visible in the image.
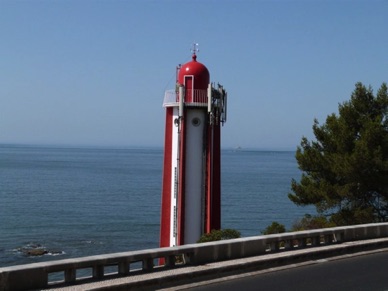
[24,248,48,256]
[16,243,63,257]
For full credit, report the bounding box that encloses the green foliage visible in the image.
[291,214,335,231]
[197,229,241,243]
[289,82,388,225]
[261,221,286,234]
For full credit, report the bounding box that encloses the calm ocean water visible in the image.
[0,145,314,267]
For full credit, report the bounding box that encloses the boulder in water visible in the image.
[24,248,48,256]
[15,242,64,257]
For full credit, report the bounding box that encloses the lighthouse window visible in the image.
[192,117,201,127]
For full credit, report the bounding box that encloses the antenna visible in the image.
[191,43,199,55]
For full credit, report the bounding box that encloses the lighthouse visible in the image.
[160,46,227,248]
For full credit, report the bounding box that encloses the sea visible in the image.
[0,145,315,267]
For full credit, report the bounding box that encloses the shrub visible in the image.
[291,214,335,231]
[197,229,241,243]
[261,221,286,235]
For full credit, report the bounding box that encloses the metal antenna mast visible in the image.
[191,43,199,55]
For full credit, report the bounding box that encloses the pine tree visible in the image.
[288,82,388,225]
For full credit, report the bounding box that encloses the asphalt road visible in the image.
[187,250,388,291]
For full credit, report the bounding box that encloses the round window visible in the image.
[192,117,201,127]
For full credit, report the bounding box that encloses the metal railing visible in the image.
[1,223,388,291]
[163,89,208,108]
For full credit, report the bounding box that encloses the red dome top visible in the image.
[178,54,210,90]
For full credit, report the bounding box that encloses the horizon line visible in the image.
[0,142,297,152]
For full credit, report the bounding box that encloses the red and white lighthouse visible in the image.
[160,47,227,247]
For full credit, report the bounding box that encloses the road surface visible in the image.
[187,250,388,291]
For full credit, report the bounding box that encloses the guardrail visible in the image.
[1,223,388,291]
[163,89,208,108]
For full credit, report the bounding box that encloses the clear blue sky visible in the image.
[1,0,387,150]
